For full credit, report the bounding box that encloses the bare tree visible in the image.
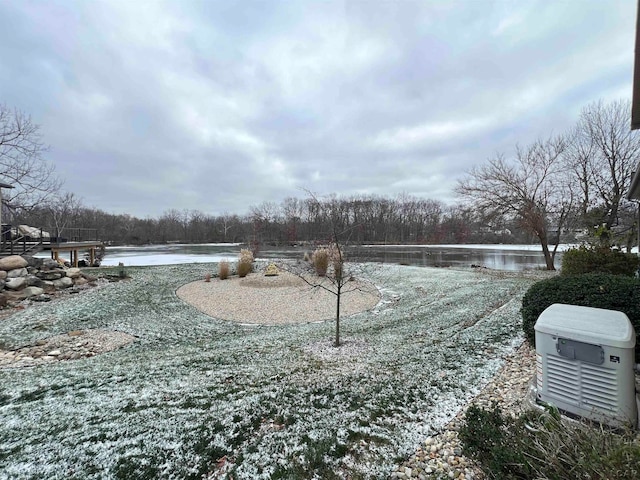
[457,136,575,270]
[571,99,640,243]
[0,105,61,216]
[48,192,83,238]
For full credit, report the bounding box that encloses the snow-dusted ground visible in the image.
[0,264,540,479]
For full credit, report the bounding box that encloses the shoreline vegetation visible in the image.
[0,261,551,479]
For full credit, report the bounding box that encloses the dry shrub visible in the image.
[312,248,329,276]
[237,248,254,278]
[218,261,229,280]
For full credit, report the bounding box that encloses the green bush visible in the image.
[460,405,640,480]
[521,273,640,360]
[561,245,639,276]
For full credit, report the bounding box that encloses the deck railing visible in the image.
[0,225,100,256]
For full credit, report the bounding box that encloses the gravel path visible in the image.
[176,271,381,324]
[392,342,536,480]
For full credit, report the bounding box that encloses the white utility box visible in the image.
[534,303,637,428]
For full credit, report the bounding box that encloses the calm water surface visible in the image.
[101,243,566,271]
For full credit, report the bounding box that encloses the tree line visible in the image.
[11,193,536,246]
[2,99,639,263]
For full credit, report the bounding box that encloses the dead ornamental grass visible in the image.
[176,271,381,325]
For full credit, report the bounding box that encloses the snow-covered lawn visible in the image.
[0,264,540,479]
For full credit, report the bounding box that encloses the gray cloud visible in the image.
[0,0,635,217]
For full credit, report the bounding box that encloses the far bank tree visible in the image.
[457,136,575,270]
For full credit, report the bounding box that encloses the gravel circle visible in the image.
[176,271,381,324]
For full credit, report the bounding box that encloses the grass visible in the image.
[0,264,538,479]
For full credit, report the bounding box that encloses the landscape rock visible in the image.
[22,286,44,298]
[53,277,73,289]
[40,258,61,270]
[74,277,89,286]
[7,268,28,278]
[5,277,27,291]
[0,255,28,271]
[30,294,51,302]
[66,268,82,279]
[0,271,6,280]
[0,280,4,290]
[25,275,44,287]
[0,294,6,308]
[36,270,64,281]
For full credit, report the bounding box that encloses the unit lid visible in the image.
[534,303,636,348]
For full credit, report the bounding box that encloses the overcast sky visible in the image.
[0,0,635,218]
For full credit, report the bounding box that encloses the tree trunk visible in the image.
[335,286,341,347]
[539,236,556,270]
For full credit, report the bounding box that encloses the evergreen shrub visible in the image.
[561,245,639,276]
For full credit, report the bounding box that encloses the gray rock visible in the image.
[53,277,73,289]
[0,255,28,271]
[36,270,64,281]
[22,286,44,298]
[24,255,43,268]
[25,275,44,287]
[0,270,7,280]
[40,258,60,270]
[7,268,28,278]
[30,294,51,302]
[5,277,27,291]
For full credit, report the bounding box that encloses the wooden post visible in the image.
[90,248,95,266]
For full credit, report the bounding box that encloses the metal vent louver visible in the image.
[534,304,637,427]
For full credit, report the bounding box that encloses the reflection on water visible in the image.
[102,243,564,271]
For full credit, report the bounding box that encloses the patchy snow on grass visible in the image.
[0,264,539,479]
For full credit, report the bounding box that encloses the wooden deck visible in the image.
[48,241,104,267]
[1,226,103,266]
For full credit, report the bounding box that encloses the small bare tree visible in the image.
[285,192,375,346]
[457,136,575,270]
[0,105,61,216]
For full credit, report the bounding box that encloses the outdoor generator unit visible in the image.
[534,303,638,428]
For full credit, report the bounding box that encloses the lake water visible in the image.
[99,243,569,271]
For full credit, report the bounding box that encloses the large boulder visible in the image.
[0,255,28,271]
[5,277,27,291]
[7,268,28,278]
[53,277,73,289]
